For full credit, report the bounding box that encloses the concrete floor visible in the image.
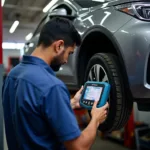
[91,136,130,150]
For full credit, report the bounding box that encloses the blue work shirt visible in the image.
[2,55,81,150]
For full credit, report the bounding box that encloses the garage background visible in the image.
[1,0,150,150]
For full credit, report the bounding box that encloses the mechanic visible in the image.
[2,17,109,150]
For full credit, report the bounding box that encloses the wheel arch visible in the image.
[77,26,131,97]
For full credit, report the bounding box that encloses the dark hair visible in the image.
[37,17,81,48]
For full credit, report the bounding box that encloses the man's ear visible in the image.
[54,40,65,54]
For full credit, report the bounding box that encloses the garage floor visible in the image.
[91,136,130,150]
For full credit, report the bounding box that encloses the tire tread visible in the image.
[89,53,133,132]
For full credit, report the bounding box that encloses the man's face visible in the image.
[50,43,75,72]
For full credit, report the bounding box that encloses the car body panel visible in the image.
[56,5,132,89]
[23,0,150,103]
[114,18,150,98]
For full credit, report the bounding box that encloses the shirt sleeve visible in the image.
[43,84,81,142]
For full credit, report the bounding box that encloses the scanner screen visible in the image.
[83,86,103,101]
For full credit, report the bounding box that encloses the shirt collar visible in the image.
[21,55,56,76]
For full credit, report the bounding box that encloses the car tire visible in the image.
[84,53,133,132]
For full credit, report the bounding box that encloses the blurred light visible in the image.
[121,30,129,34]
[43,0,58,13]
[92,0,105,2]
[29,43,34,47]
[1,0,5,7]
[20,49,24,56]
[64,0,72,5]
[25,49,28,53]
[9,21,19,33]
[25,33,33,41]
[59,67,63,71]
[16,43,24,49]
[100,11,111,25]
[101,3,109,8]
[2,42,24,50]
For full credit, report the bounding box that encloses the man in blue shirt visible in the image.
[2,17,108,150]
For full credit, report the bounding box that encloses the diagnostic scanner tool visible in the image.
[80,81,110,110]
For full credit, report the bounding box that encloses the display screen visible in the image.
[83,86,103,101]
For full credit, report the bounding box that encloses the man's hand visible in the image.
[64,100,109,150]
[71,86,83,109]
[91,101,109,127]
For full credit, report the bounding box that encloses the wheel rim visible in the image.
[87,64,110,121]
[88,64,109,83]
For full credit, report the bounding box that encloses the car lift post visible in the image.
[0,0,4,149]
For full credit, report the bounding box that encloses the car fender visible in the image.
[77,25,123,69]
[76,25,131,94]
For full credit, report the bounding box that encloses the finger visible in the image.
[103,102,109,110]
[92,100,99,108]
[76,103,80,108]
[78,85,84,93]
[104,111,108,117]
[104,110,107,114]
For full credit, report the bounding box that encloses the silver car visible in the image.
[24,0,150,132]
